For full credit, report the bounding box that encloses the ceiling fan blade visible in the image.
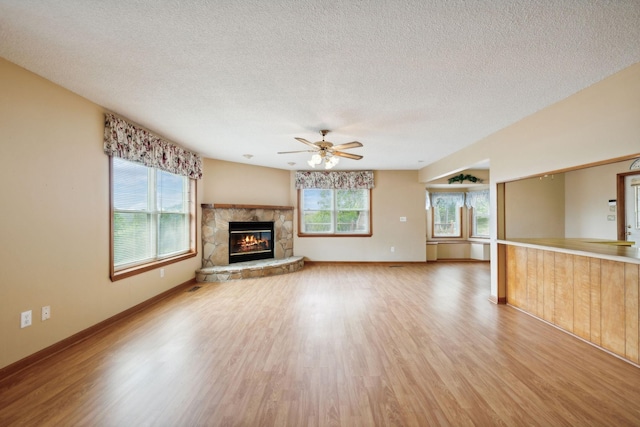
[277,150,317,154]
[332,151,363,160]
[294,137,320,149]
[331,141,363,150]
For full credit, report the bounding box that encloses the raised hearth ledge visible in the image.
[196,256,304,282]
[201,203,293,210]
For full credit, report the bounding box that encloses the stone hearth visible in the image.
[197,256,304,282]
[198,204,301,281]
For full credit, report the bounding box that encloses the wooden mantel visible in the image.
[201,203,293,210]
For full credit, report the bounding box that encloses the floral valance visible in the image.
[295,170,374,189]
[103,113,202,179]
[465,189,490,209]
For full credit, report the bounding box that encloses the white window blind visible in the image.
[113,157,190,269]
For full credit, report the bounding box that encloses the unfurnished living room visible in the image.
[1,1,640,426]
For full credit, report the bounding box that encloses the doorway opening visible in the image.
[616,171,640,248]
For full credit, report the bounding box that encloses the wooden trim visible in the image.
[297,189,302,236]
[109,157,114,280]
[296,188,373,237]
[499,238,640,264]
[306,259,486,265]
[497,183,506,240]
[431,206,463,238]
[111,251,197,281]
[497,241,507,301]
[617,171,640,241]
[0,278,197,384]
[109,159,198,282]
[191,179,198,254]
[297,232,374,238]
[203,203,294,210]
[618,173,626,241]
[488,295,507,304]
[303,260,426,266]
[468,207,491,239]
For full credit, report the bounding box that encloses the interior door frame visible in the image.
[616,171,640,241]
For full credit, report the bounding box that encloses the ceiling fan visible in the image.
[278,130,363,169]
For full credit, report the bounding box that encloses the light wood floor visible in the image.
[2,262,640,426]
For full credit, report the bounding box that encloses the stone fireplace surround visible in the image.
[197,204,303,282]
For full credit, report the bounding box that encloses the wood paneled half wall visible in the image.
[505,244,640,365]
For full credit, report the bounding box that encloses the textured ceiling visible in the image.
[1,1,639,171]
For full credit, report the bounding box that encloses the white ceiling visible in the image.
[1,1,639,171]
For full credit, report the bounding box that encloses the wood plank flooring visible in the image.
[2,262,640,426]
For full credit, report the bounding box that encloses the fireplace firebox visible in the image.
[228,221,274,264]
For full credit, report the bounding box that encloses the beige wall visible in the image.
[202,159,291,206]
[436,243,471,259]
[418,62,640,300]
[293,170,427,262]
[0,58,202,370]
[564,159,633,239]
[504,174,565,238]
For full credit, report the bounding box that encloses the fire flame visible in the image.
[235,233,270,252]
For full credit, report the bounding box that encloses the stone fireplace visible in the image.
[200,204,295,268]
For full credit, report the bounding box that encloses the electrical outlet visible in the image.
[21,310,32,328]
[160,268,165,278]
[42,306,51,321]
[400,216,407,222]
[391,246,395,253]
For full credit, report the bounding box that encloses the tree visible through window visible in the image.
[300,189,371,235]
[430,192,465,238]
[466,189,490,238]
[111,157,195,278]
[433,199,461,237]
[471,198,490,237]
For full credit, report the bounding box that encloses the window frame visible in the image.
[109,158,197,281]
[431,205,463,238]
[469,206,490,239]
[297,188,373,237]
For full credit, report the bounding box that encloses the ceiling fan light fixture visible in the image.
[325,156,339,169]
[308,153,323,167]
[282,129,362,169]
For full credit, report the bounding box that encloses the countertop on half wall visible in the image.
[498,238,640,264]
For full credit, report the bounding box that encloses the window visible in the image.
[433,200,461,237]
[110,157,196,280]
[468,190,490,238]
[430,192,465,238]
[470,206,490,237]
[299,188,371,236]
